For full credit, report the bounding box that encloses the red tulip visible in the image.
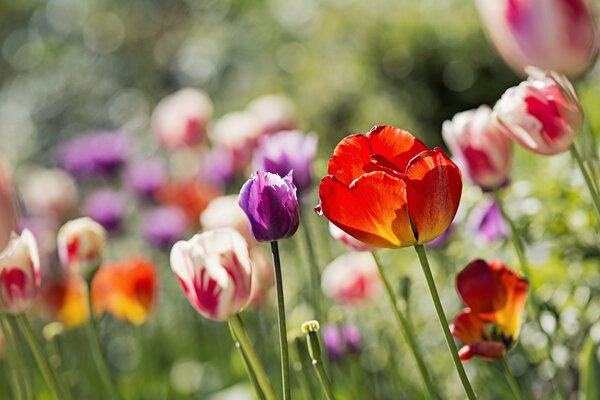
[451,259,528,362]
[91,258,158,325]
[316,125,462,248]
[40,273,89,328]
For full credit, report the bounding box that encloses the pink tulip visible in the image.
[170,228,252,321]
[208,112,264,171]
[0,230,40,314]
[57,217,107,276]
[248,246,274,307]
[321,252,381,305]
[328,222,374,252]
[443,106,513,190]
[200,195,254,243]
[20,168,78,219]
[246,95,297,135]
[493,67,583,155]
[475,0,598,77]
[152,88,213,150]
[0,156,18,250]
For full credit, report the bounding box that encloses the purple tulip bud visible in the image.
[322,324,345,361]
[83,189,126,233]
[238,171,299,242]
[253,131,318,193]
[141,206,189,249]
[342,323,362,354]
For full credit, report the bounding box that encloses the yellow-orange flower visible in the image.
[41,273,89,328]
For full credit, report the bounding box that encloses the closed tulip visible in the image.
[321,252,381,304]
[41,273,89,328]
[0,230,40,314]
[494,68,583,155]
[57,217,106,276]
[238,171,300,242]
[92,258,158,325]
[443,106,513,190]
[170,228,252,321]
[475,0,598,77]
[316,125,462,248]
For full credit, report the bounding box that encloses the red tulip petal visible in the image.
[327,134,372,185]
[456,259,506,316]
[367,125,428,172]
[451,309,489,345]
[491,260,529,341]
[404,147,462,244]
[318,171,417,248]
[460,342,506,362]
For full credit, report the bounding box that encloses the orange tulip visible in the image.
[41,273,89,328]
[91,259,158,325]
[451,259,528,362]
[316,125,462,248]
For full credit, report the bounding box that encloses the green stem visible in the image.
[270,241,290,400]
[292,338,315,400]
[228,315,277,400]
[228,318,266,400]
[313,360,336,400]
[0,315,25,400]
[15,314,66,400]
[571,144,600,220]
[500,357,523,400]
[299,211,323,322]
[84,296,120,400]
[413,245,477,400]
[372,252,439,399]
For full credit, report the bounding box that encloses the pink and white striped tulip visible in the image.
[321,252,381,305]
[57,217,106,275]
[170,228,252,321]
[152,88,213,150]
[443,106,513,190]
[0,230,40,314]
[475,0,598,77]
[328,223,374,252]
[493,67,583,155]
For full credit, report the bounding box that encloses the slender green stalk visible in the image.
[15,314,66,400]
[500,357,523,400]
[270,241,291,400]
[292,338,315,400]
[228,319,266,400]
[413,245,476,400]
[228,315,277,400]
[84,296,120,400]
[571,144,600,219]
[313,360,336,400]
[299,211,323,322]
[0,315,25,400]
[371,252,439,399]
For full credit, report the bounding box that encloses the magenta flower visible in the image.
[238,171,299,242]
[83,189,127,233]
[254,131,318,193]
[469,199,509,244]
[141,206,189,250]
[322,323,363,361]
[124,158,168,199]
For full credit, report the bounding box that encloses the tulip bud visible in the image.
[493,68,583,156]
[475,0,598,77]
[152,88,213,150]
[170,228,253,321]
[301,320,322,361]
[209,112,264,171]
[321,252,381,304]
[238,171,300,242]
[328,222,374,252]
[253,131,318,194]
[40,273,89,328]
[442,106,513,190]
[0,230,40,314]
[57,217,107,277]
[20,168,78,219]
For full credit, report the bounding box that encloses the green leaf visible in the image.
[579,337,600,400]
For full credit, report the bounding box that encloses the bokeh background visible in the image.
[2,0,600,399]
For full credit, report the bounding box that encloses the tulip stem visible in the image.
[570,144,600,220]
[413,245,477,400]
[372,252,439,400]
[0,315,26,400]
[500,356,523,400]
[270,241,291,400]
[84,296,120,400]
[312,360,336,400]
[15,313,67,400]
[228,317,267,400]
[299,211,323,322]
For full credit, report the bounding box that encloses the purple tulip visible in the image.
[342,323,362,354]
[56,132,129,178]
[238,171,299,242]
[124,158,168,199]
[322,324,345,361]
[253,131,318,193]
[469,199,509,244]
[141,206,189,249]
[200,147,235,187]
[83,189,127,233]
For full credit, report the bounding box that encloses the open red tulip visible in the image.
[451,259,528,362]
[316,125,462,248]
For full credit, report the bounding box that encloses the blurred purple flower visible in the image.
[254,131,318,193]
[83,189,126,233]
[238,171,299,242]
[342,323,362,354]
[141,206,189,250]
[322,324,345,361]
[200,148,235,187]
[124,158,168,199]
[56,132,129,177]
[426,224,454,248]
[469,199,509,244]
